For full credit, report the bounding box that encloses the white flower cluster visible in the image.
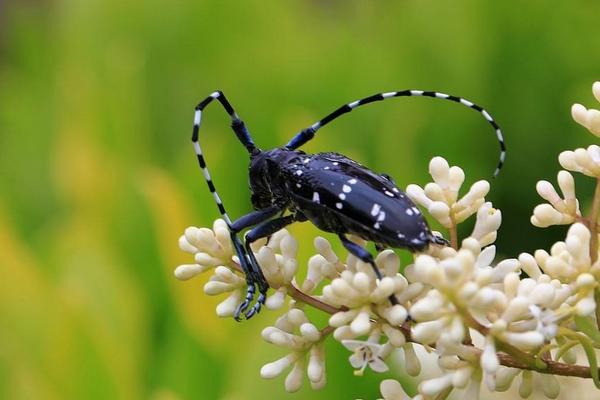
[531,171,580,227]
[175,82,600,399]
[406,157,489,229]
[260,309,326,391]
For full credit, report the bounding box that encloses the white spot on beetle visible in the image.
[371,203,381,216]
[333,162,339,166]
[338,193,346,200]
[392,187,400,193]
[296,183,301,188]
[348,178,357,184]
[324,166,330,170]
[411,238,421,245]
[377,211,386,222]
[412,207,421,215]
[312,192,320,203]
[397,233,405,239]
[374,222,381,229]
[303,158,310,164]
[342,185,351,193]
[336,202,343,209]
[385,190,394,197]
[296,170,303,176]
[406,208,414,216]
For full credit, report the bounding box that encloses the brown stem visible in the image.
[288,284,345,315]
[449,222,458,250]
[496,353,596,378]
[496,339,543,370]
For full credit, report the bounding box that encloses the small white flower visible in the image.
[470,202,502,247]
[531,171,580,227]
[342,339,390,376]
[529,305,558,340]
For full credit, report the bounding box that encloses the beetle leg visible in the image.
[229,233,257,321]
[339,235,399,306]
[243,215,297,319]
[230,206,281,234]
[229,207,281,320]
[264,209,288,244]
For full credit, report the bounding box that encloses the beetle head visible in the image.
[248,151,277,209]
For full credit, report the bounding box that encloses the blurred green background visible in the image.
[1,1,600,399]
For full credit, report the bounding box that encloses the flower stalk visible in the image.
[588,178,600,263]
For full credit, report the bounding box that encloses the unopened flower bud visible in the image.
[429,157,450,188]
[540,374,560,399]
[261,354,297,379]
[519,370,533,398]
[284,359,305,392]
[419,374,453,397]
[174,264,206,280]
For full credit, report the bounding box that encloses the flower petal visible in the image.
[369,357,389,373]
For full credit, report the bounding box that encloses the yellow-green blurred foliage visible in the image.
[1,1,599,399]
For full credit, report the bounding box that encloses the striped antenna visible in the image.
[286,90,506,177]
[192,91,258,226]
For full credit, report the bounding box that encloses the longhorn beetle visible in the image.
[191,89,505,320]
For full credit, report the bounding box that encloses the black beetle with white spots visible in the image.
[190,89,505,320]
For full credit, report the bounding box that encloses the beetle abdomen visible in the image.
[284,152,432,250]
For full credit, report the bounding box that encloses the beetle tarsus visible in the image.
[234,283,256,321]
[245,291,266,319]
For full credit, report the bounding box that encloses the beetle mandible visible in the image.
[191,89,505,320]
